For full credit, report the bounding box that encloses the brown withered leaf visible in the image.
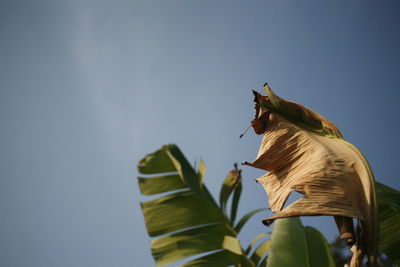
[244,86,378,266]
[245,113,372,223]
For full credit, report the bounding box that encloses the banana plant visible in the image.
[137,144,335,266]
[243,83,400,266]
[376,182,400,266]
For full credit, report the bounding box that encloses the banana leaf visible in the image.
[138,144,342,267]
[234,208,265,233]
[219,164,242,224]
[244,84,378,266]
[180,250,243,267]
[376,182,400,265]
[138,144,257,266]
[248,238,270,266]
[267,217,335,267]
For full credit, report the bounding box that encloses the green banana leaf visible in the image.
[248,235,270,266]
[219,164,242,224]
[138,144,259,266]
[180,250,243,267]
[234,208,265,233]
[376,182,400,265]
[138,144,340,267]
[266,217,335,267]
[244,232,271,255]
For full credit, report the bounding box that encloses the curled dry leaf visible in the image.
[243,84,378,266]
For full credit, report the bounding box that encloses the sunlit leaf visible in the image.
[197,159,206,184]
[260,83,342,138]
[244,232,271,255]
[219,164,242,223]
[249,239,270,266]
[138,174,186,195]
[245,86,378,265]
[181,250,245,267]
[138,144,177,174]
[222,235,243,255]
[138,145,252,266]
[219,166,241,211]
[141,191,225,237]
[230,184,242,224]
[151,223,233,266]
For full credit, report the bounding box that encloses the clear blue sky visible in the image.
[1,1,399,266]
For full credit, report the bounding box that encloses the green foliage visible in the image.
[257,85,379,265]
[219,165,242,224]
[137,144,340,267]
[329,183,400,267]
[267,217,335,267]
[137,144,262,266]
[376,182,400,266]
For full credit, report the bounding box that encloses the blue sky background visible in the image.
[1,1,399,266]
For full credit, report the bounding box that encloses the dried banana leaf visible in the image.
[244,85,378,266]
